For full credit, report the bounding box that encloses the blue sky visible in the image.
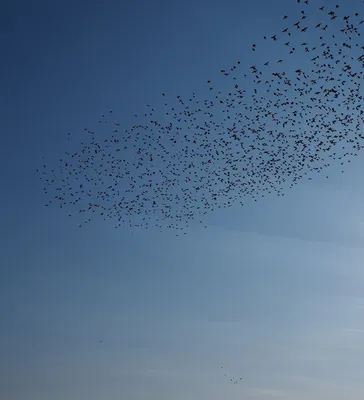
[1,0,364,399]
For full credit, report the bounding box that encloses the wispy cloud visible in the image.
[347,328,364,333]
[250,388,286,398]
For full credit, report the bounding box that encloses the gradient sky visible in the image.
[1,0,364,399]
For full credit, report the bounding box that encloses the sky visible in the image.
[1,0,364,399]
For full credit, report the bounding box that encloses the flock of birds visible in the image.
[220,366,244,385]
[39,0,364,234]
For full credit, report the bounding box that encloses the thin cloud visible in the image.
[251,388,286,397]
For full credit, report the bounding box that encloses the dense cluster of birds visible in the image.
[39,0,364,233]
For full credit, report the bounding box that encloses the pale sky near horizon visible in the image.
[1,0,364,399]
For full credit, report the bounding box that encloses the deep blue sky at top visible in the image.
[1,0,364,399]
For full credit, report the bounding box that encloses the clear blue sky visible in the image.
[1,0,364,399]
